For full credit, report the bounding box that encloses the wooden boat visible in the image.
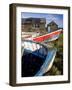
[22,40,57,77]
[22,29,62,42]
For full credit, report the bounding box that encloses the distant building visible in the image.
[47,21,58,33]
[21,18,46,33]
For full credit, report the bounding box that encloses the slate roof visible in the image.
[22,18,46,24]
[47,21,58,26]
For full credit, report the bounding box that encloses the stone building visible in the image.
[21,18,46,34]
[47,21,58,33]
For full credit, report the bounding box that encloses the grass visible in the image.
[44,33,63,75]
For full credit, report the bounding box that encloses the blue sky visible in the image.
[21,12,63,28]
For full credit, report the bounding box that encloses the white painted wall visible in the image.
[0,0,72,90]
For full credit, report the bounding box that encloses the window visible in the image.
[33,24,39,28]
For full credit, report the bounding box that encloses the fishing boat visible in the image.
[21,29,62,42]
[21,40,57,77]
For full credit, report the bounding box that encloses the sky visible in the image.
[21,12,63,28]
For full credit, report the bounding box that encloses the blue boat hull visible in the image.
[21,40,57,77]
